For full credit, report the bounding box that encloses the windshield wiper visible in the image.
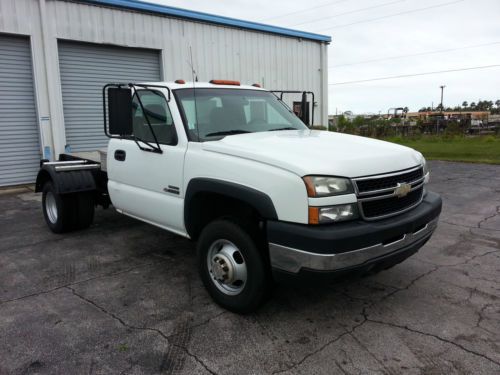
[268,127,298,131]
[205,130,252,137]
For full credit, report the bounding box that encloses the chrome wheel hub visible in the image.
[211,253,233,282]
[45,192,58,224]
[207,239,247,296]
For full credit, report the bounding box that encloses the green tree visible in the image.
[352,116,365,128]
[462,101,468,108]
[336,115,349,132]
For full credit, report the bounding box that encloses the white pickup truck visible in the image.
[35,80,442,313]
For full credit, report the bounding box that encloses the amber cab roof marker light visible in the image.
[209,79,240,86]
[252,83,262,88]
[174,79,186,84]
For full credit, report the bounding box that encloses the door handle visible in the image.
[114,150,126,161]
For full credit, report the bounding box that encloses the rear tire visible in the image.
[42,182,75,233]
[42,182,95,233]
[197,219,270,313]
[74,192,95,230]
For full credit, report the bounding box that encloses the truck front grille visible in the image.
[361,186,424,219]
[354,166,425,220]
[356,168,423,193]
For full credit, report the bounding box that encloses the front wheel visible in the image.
[197,219,270,313]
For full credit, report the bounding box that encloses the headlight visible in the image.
[309,204,359,224]
[303,176,354,197]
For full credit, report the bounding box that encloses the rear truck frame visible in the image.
[35,80,441,313]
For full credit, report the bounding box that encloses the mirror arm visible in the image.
[133,137,162,153]
[131,83,172,102]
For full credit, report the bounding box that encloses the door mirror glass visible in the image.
[108,87,133,136]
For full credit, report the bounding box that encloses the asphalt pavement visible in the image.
[0,161,499,374]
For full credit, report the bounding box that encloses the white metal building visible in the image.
[0,0,331,186]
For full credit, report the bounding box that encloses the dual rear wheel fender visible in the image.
[42,182,95,233]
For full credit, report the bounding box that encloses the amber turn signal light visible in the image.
[303,176,317,197]
[308,207,320,225]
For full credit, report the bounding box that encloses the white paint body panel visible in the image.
[184,142,309,224]
[107,138,187,234]
[202,130,423,178]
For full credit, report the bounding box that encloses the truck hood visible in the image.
[202,130,423,177]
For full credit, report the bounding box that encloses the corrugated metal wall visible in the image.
[58,41,161,152]
[0,0,328,186]
[0,34,40,186]
[48,0,326,123]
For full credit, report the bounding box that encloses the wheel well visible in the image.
[186,192,263,240]
[35,170,52,193]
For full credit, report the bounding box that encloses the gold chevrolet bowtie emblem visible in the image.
[394,182,412,198]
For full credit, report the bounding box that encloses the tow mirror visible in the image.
[272,90,315,127]
[108,87,133,136]
[300,92,310,126]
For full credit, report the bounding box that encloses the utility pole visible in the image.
[440,85,446,112]
[438,85,446,134]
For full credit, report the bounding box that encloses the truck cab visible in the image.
[35,80,442,313]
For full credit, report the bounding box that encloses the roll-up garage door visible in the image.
[0,35,40,186]
[58,41,161,152]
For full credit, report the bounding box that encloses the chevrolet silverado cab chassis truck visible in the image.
[35,80,442,313]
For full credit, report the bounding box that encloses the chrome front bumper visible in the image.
[269,217,438,274]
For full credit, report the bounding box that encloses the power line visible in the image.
[329,64,500,85]
[258,0,349,22]
[317,0,465,31]
[330,41,500,68]
[288,0,409,27]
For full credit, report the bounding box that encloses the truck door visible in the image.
[107,88,186,235]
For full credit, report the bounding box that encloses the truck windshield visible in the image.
[174,88,308,141]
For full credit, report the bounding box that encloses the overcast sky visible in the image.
[152,0,500,114]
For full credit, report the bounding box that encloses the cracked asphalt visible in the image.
[0,160,499,375]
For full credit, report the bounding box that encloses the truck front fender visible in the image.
[184,178,278,238]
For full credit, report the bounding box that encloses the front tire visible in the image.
[197,219,270,313]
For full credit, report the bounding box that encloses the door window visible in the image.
[132,90,177,145]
